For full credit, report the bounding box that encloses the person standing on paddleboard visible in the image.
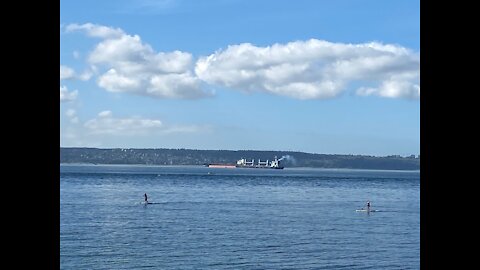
[144,193,148,203]
[366,201,371,211]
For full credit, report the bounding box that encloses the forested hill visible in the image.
[60,147,419,170]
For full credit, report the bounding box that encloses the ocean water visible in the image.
[60,165,420,269]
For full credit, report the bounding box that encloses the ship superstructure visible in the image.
[207,156,285,169]
[236,156,283,169]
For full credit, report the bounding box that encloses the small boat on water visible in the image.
[355,209,379,212]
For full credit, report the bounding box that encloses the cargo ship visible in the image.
[206,156,284,169]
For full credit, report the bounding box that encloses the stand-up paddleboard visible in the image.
[140,201,162,205]
[356,209,379,212]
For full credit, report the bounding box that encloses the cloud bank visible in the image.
[84,110,163,135]
[64,23,419,100]
[196,40,419,99]
[84,110,208,136]
[66,23,212,99]
[61,109,212,147]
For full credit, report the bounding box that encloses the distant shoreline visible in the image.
[60,147,419,171]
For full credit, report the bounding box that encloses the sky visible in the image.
[60,0,420,156]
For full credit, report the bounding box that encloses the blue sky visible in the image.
[60,0,420,156]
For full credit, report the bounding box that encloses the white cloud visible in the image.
[61,110,211,147]
[60,65,93,81]
[97,69,142,92]
[195,39,420,100]
[84,112,163,135]
[60,85,78,102]
[83,111,208,136]
[65,109,79,123]
[67,23,212,99]
[78,70,93,81]
[98,110,113,117]
[60,65,75,80]
[66,109,76,117]
[356,79,420,99]
[65,23,125,39]
[147,72,205,99]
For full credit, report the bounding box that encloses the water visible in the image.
[60,165,420,269]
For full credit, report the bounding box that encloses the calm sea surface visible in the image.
[60,164,420,269]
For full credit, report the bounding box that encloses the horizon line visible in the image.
[60,146,419,158]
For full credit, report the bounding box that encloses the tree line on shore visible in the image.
[60,147,419,170]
